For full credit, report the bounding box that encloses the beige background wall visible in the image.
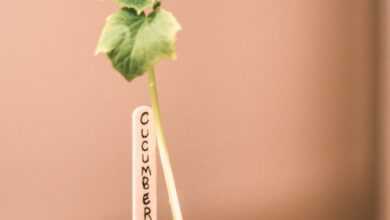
[0,1,378,220]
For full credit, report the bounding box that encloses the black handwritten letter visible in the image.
[143,192,151,205]
[142,166,152,176]
[141,140,149,151]
[142,154,150,163]
[144,207,152,220]
[141,128,149,138]
[140,112,149,125]
[142,176,150,190]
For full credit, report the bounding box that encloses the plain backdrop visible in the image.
[0,1,380,220]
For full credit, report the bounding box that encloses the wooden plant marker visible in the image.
[132,106,157,220]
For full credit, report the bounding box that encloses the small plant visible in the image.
[96,0,183,219]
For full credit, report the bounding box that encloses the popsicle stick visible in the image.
[132,106,157,220]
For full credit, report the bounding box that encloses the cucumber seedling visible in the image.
[96,0,183,219]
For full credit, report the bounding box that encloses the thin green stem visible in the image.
[147,68,183,220]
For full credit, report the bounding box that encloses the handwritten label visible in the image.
[132,106,157,220]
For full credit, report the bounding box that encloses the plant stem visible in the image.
[147,68,183,220]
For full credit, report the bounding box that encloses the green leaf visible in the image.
[96,8,181,81]
[114,0,155,14]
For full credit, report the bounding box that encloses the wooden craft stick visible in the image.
[132,106,157,220]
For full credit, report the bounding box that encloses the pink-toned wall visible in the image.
[0,1,378,220]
